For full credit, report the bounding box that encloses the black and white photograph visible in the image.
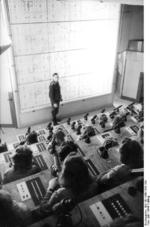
[0,0,146,226]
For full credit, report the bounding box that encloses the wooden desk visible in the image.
[61,125,134,176]
[1,143,55,211]
[29,177,143,227]
[0,105,143,227]
[72,177,143,227]
[62,106,143,176]
[62,106,141,141]
[76,136,121,175]
[3,169,52,210]
[60,124,121,175]
[62,108,113,141]
[1,105,142,180]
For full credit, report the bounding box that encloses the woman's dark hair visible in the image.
[59,153,92,195]
[26,131,38,145]
[55,130,65,142]
[13,146,33,171]
[0,190,23,227]
[59,141,78,162]
[120,140,143,168]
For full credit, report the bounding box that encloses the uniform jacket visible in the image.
[49,81,62,105]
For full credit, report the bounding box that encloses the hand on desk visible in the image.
[40,178,59,208]
[48,177,59,191]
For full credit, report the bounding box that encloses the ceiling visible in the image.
[60,0,144,6]
[100,0,143,5]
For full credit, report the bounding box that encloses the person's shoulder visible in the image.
[30,164,41,174]
[98,164,129,181]
[13,200,31,224]
[113,164,130,174]
[13,200,30,215]
[111,164,131,179]
[53,187,74,201]
[48,187,73,206]
[4,167,14,176]
[3,168,15,183]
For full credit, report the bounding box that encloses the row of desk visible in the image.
[0,104,143,226]
[29,177,143,227]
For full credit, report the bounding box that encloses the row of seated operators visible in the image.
[0,128,143,226]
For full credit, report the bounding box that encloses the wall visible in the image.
[0,0,14,126]
[122,51,143,99]
[0,50,13,125]
[2,2,144,128]
[115,4,144,95]
[118,5,144,53]
[5,0,120,128]
[103,0,143,4]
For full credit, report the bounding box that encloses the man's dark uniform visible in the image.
[49,81,62,124]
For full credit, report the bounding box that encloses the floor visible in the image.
[0,96,131,144]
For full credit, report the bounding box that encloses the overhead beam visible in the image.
[101,0,143,5]
[57,0,143,6]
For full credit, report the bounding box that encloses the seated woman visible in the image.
[0,189,31,227]
[40,153,99,213]
[48,130,78,174]
[97,139,143,191]
[26,130,38,145]
[3,146,41,184]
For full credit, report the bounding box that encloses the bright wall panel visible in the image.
[7,0,120,112]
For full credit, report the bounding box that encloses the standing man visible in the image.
[49,73,62,125]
